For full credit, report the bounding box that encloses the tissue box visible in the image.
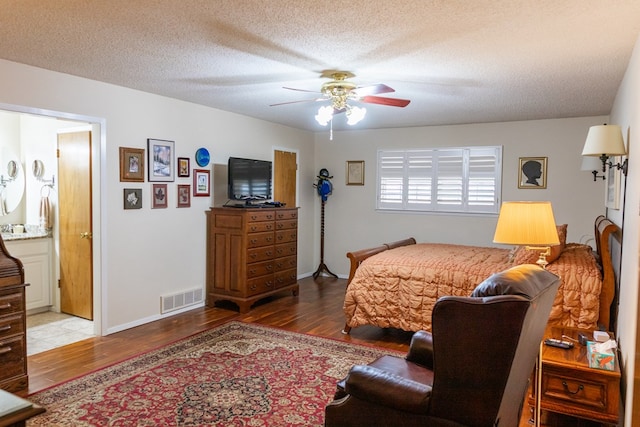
[587,341,615,371]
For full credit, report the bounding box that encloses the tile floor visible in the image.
[26,311,95,356]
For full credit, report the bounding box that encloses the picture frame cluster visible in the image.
[119,140,211,210]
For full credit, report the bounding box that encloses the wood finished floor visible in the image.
[25,276,594,426]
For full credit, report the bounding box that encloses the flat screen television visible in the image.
[227,157,272,205]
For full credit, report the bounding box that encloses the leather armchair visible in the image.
[325,264,560,427]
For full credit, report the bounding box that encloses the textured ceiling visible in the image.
[1,1,639,132]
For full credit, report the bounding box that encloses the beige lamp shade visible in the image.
[582,125,626,156]
[493,201,559,246]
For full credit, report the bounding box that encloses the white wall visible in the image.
[0,59,316,334]
[609,33,640,426]
[313,117,607,276]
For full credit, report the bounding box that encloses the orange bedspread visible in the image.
[343,243,602,333]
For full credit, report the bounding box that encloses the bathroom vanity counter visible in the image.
[1,231,51,242]
[2,236,53,312]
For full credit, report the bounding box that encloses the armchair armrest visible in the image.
[405,330,434,369]
[344,365,432,414]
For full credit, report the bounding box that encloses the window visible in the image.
[377,146,502,214]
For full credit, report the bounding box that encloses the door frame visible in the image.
[0,102,105,336]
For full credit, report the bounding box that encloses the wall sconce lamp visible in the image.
[581,124,628,180]
[493,201,560,269]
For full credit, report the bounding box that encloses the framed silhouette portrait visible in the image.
[518,157,547,189]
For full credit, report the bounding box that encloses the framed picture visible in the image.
[178,157,190,177]
[123,188,142,209]
[346,160,365,185]
[119,147,145,182]
[147,138,175,182]
[605,157,621,210]
[193,169,210,196]
[177,184,191,208]
[152,183,168,209]
[518,157,547,189]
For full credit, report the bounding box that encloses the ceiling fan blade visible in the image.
[351,84,395,96]
[269,98,323,107]
[283,86,322,94]
[360,95,411,108]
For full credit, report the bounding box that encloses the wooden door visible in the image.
[58,131,93,320]
[273,150,297,208]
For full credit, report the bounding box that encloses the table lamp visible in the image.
[493,201,560,269]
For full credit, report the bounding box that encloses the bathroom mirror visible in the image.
[0,148,25,215]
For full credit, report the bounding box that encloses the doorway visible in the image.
[0,103,103,345]
[273,149,298,207]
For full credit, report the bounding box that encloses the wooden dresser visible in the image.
[0,235,28,393]
[206,207,299,313]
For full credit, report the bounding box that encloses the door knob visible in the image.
[80,232,93,239]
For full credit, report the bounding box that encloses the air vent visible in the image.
[161,287,204,314]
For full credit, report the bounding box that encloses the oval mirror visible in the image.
[0,149,25,215]
[32,159,45,179]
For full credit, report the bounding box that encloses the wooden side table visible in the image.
[0,389,45,427]
[529,326,620,425]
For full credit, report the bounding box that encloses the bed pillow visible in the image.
[512,224,567,265]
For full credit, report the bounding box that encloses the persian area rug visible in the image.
[27,321,399,426]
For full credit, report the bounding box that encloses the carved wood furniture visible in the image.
[205,207,299,313]
[0,235,28,393]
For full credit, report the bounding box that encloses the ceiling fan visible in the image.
[270,71,411,126]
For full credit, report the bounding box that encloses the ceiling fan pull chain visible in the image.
[330,119,334,141]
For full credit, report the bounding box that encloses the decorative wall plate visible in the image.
[195,147,210,167]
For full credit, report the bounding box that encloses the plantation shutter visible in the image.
[377,146,501,214]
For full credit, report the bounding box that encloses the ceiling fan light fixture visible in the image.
[315,105,333,126]
[346,105,366,125]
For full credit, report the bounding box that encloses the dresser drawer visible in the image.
[275,242,297,258]
[247,246,275,263]
[247,211,275,223]
[0,335,26,379]
[275,219,297,230]
[246,276,275,297]
[0,292,24,317]
[274,255,296,272]
[275,269,297,288]
[276,210,297,220]
[247,232,274,248]
[248,222,274,233]
[246,260,274,278]
[0,313,24,340]
[275,229,297,244]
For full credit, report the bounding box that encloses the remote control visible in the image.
[544,338,574,349]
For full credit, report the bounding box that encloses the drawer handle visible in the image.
[266,237,272,242]
[249,269,255,275]
[250,226,257,232]
[250,284,257,290]
[249,254,257,259]
[562,381,584,395]
[0,346,12,355]
[266,225,273,230]
[266,251,272,256]
[266,265,273,271]
[277,235,283,241]
[0,325,11,332]
[0,303,11,310]
[266,281,274,288]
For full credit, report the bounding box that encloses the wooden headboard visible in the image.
[594,215,621,331]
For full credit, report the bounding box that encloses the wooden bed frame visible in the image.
[344,215,621,333]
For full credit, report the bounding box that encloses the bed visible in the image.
[342,215,620,334]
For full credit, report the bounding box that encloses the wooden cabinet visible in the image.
[0,237,28,393]
[4,238,52,312]
[529,326,620,425]
[206,207,299,313]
